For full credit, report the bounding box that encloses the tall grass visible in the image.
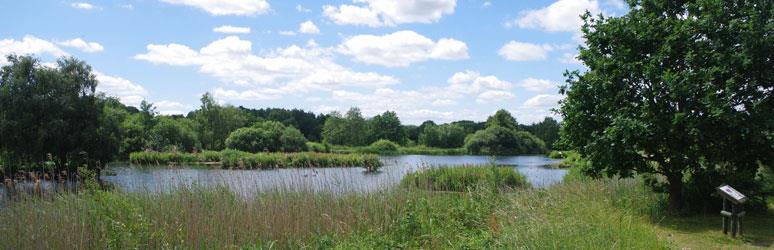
[497,178,668,249]
[128,150,382,170]
[0,176,678,249]
[401,166,529,192]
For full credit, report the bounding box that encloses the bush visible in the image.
[369,139,399,153]
[401,166,529,192]
[418,124,466,148]
[280,127,307,152]
[225,121,307,153]
[464,127,546,155]
[305,142,329,153]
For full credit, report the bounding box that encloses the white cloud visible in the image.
[119,4,134,10]
[212,87,284,101]
[323,0,456,27]
[518,78,556,92]
[296,4,311,13]
[0,35,69,65]
[512,94,563,124]
[298,21,320,34]
[155,100,192,115]
[134,43,201,66]
[213,25,251,34]
[70,2,96,10]
[523,94,562,108]
[94,72,148,107]
[498,41,553,61]
[338,30,468,67]
[159,0,270,16]
[506,0,601,32]
[447,71,512,95]
[58,38,104,53]
[482,1,492,8]
[477,90,515,103]
[135,36,399,102]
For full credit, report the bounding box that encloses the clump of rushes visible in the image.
[401,165,529,192]
[128,150,382,171]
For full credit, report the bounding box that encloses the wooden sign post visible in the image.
[717,184,747,237]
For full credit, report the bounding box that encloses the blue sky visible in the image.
[0,0,627,124]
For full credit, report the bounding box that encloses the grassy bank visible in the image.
[128,150,381,170]
[1,172,771,249]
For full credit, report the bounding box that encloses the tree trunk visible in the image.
[667,171,684,213]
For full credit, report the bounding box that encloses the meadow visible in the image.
[1,165,771,249]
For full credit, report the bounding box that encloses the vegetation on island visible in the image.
[129,150,382,171]
[401,165,530,191]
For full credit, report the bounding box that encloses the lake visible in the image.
[1,155,565,206]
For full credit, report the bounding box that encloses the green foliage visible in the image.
[367,111,405,144]
[128,150,382,170]
[0,55,114,171]
[224,121,307,153]
[485,109,520,131]
[401,166,529,192]
[192,93,248,151]
[305,142,329,153]
[239,107,327,141]
[464,127,546,155]
[147,116,199,152]
[558,0,773,211]
[522,117,561,150]
[322,108,369,146]
[368,139,399,153]
[418,123,466,148]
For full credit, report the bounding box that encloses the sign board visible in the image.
[717,185,747,204]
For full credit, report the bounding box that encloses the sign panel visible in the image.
[717,185,747,204]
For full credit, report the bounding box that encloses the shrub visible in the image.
[280,127,307,152]
[401,166,529,192]
[305,142,329,153]
[464,127,546,155]
[369,139,399,153]
[225,121,307,153]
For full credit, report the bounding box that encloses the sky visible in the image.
[0,0,628,125]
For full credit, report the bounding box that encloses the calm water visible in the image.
[1,155,565,206]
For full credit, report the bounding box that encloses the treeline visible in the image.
[0,55,560,176]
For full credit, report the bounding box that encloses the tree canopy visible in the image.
[0,55,113,172]
[559,0,773,211]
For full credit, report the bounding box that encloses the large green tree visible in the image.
[0,55,114,173]
[522,117,561,150]
[192,93,247,150]
[368,111,405,144]
[559,0,773,211]
[321,108,369,146]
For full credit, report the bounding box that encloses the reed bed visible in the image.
[0,173,690,249]
[331,145,466,156]
[401,165,529,192]
[128,150,382,170]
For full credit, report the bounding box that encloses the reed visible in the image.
[128,150,382,171]
[401,165,529,192]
